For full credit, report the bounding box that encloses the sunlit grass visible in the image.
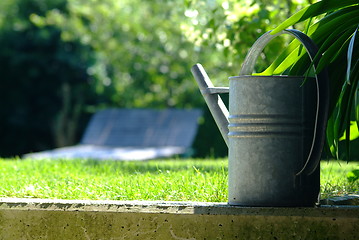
[0,158,357,201]
[320,160,359,199]
[0,158,227,202]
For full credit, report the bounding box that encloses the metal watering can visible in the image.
[191,29,329,207]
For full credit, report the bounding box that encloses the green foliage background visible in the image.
[2,0,341,158]
[0,0,96,156]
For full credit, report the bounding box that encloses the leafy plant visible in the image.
[347,169,359,183]
[263,0,359,160]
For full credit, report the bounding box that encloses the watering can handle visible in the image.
[240,29,329,176]
[191,64,230,146]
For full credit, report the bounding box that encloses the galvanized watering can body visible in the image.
[191,29,329,207]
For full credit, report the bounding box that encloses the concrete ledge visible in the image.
[0,198,358,239]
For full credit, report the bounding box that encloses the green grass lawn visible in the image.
[320,160,359,199]
[0,158,358,202]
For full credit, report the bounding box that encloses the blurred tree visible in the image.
[182,0,309,72]
[34,0,231,157]
[0,0,96,156]
[37,0,227,108]
[0,0,311,158]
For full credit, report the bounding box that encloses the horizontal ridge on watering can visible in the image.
[191,29,329,207]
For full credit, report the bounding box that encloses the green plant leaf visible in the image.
[289,52,311,76]
[272,0,359,34]
[333,90,347,156]
[347,62,359,137]
[305,5,359,41]
[316,30,354,73]
[347,169,359,183]
[335,81,350,136]
[270,26,354,77]
[339,122,359,141]
[326,114,337,157]
[328,60,348,115]
[308,9,359,45]
[291,8,359,75]
[333,115,340,159]
[259,39,301,75]
[346,26,358,84]
[263,8,359,77]
[352,61,359,129]
[332,76,353,159]
[334,61,359,161]
[310,13,359,60]
[292,26,356,79]
[273,43,307,75]
[345,116,351,161]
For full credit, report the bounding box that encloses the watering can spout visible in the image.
[191,64,229,146]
